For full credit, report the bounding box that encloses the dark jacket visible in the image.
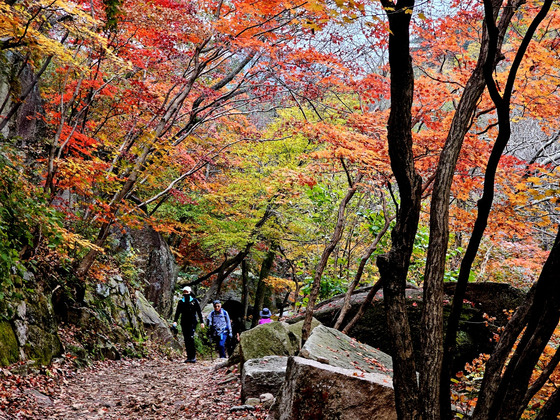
[174,295,203,326]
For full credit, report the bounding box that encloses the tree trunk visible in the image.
[437,1,528,415]
[301,172,363,344]
[473,224,560,420]
[241,259,250,321]
[467,1,555,418]
[251,246,276,328]
[376,2,422,418]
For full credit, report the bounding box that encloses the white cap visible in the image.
[182,286,192,293]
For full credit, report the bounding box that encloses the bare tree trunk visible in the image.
[473,224,560,420]
[376,2,422,418]
[301,172,363,344]
[466,1,555,418]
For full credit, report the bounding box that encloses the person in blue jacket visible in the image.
[206,300,232,359]
[173,286,205,363]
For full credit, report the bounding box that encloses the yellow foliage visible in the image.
[264,276,296,292]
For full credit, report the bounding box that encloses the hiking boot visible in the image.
[184,358,197,363]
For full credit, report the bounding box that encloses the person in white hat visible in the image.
[173,286,204,362]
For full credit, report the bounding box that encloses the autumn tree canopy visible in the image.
[1,0,560,418]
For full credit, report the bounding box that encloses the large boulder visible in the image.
[238,322,299,366]
[241,356,288,402]
[286,318,322,347]
[298,282,524,371]
[300,325,393,376]
[269,356,396,420]
[135,291,181,350]
[117,224,177,318]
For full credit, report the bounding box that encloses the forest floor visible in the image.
[0,352,269,420]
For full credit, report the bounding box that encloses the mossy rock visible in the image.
[239,322,299,366]
[0,320,19,366]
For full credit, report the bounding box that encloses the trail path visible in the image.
[1,357,268,420]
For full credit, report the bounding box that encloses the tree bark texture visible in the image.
[377,2,422,419]
[426,0,524,415]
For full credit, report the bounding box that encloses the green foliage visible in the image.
[0,146,65,316]
[103,0,123,31]
[194,325,215,358]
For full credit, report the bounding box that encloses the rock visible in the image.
[286,318,322,346]
[135,291,180,350]
[1,272,63,367]
[125,224,178,318]
[84,275,143,341]
[269,356,396,420]
[260,393,275,409]
[63,276,150,362]
[241,356,288,401]
[24,389,53,406]
[244,398,261,406]
[295,282,524,371]
[238,322,299,366]
[0,320,20,366]
[230,405,256,412]
[301,325,393,376]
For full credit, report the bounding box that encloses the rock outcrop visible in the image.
[269,356,396,420]
[0,273,62,367]
[117,224,178,318]
[135,291,180,350]
[241,356,288,402]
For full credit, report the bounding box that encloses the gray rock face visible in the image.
[269,356,396,420]
[127,224,177,318]
[0,52,46,146]
[286,318,321,347]
[301,325,393,376]
[241,356,288,401]
[135,291,180,350]
[85,275,143,339]
[238,322,299,366]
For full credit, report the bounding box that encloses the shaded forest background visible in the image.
[1,0,560,419]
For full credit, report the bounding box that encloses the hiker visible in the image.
[173,286,205,363]
[206,300,232,359]
[258,308,273,324]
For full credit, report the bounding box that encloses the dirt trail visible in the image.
[1,357,268,420]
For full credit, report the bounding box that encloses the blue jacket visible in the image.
[207,309,232,336]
